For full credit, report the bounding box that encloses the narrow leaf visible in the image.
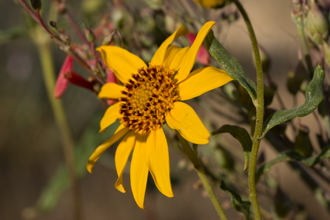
[257,145,330,181]
[220,179,251,219]
[212,125,252,170]
[262,66,325,136]
[204,31,257,100]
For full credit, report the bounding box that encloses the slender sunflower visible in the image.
[86,21,233,209]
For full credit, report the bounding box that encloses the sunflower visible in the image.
[86,21,233,208]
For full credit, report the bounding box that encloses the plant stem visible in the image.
[34,27,81,220]
[196,169,228,220]
[232,1,264,219]
[178,136,228,220]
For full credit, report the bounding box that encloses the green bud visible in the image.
[82,0,104,15]
[84,28,95,43]
[30,0,41,11]
[323,41,330,66]
[305,2,328,45]
[144,0,163,10]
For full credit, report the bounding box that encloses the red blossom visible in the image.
[106,69,118,105]
[54,55,73,98]
[187,32,210,65]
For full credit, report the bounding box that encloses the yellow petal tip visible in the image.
[115,182,127,193]
[86,161,95,173]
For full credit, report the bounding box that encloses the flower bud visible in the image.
[323,41,330,66]
[305,2,328,44]
[30,0,41,11]
[84,28,95,43]
[64,72,94,92]
[194,0,226,8]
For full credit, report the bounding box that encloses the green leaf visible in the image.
[212,125,252,170]
[220,179,251,219]
[262,66,325,137]
[36,119,119,213]
[204,30,257,101]
[257,144,330,181]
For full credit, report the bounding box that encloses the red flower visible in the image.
[54,56,73,98]
[54,56,95,98]
[187,32,210,65]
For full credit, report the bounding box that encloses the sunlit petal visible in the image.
[179,67,233,100]
[175,21,215,82]
[87,124,129,173]
[163,46,189,71]
[150,26,187,65]
[114,132,135,193]
[99,102,121,132]
[97,46,146,83]
[166,102,210,144]
[98,83,125,99]
[148,129,173,197]
[130,134,149,209]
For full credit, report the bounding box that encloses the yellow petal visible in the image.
[86,124,129,173]
[98,83,125,99]
[130,134,149,209]
[148,129,174,198]
[163,46,189,71]
[99,102,121,132]
[114,132,135,193]
[175,21,215,82]
[166,102,210,144]
[179,67,233,100]
[97,45,146,83]
[150,26,187,66]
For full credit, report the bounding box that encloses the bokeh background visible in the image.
[1,0,330,219]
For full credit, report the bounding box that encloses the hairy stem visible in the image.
[232,1,264,219]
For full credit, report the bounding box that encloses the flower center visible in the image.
[120,65,180,135]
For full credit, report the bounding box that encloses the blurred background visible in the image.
[1,0,330,219]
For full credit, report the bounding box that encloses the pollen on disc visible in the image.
[119,65,180,134]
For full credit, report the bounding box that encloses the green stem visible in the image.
[178,136,228,220]
[34,27,81,220]
[232,1,264,219]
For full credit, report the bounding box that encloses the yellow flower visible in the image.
[194,0,226,8]
[86,21,232,209]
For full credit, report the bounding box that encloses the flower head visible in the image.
[87,21,232,208]
[194,0,226,8]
